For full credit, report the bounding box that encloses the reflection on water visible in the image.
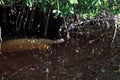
[1,38,64,53]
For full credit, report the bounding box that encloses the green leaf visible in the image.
[0,0,4,5]
[70,10,74,14]
[98,0,101,5]
[37,0,42,2]
[69,0,78,4]
[25,0,35,7]
[52,10,57,13]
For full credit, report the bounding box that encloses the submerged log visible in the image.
[1,38,64,53]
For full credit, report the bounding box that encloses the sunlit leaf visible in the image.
[53,10,57,13]
[37,0,42,2]
[25,0,35,7]
[0,0,4,5]
[70,10,74,14]
[98,0,101,5]
[69,0,78,4]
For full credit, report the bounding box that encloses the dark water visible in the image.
[0,37,120,80]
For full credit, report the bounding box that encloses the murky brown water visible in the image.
[0,37,120,80]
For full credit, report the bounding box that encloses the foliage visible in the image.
[0,0,120,18]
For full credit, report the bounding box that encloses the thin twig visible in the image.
[111,16,118,48]
[15,3,24,32]
[96,36,105,54]
[44,9,51,38]
[28,4,37,30]
[17,4,26,33]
